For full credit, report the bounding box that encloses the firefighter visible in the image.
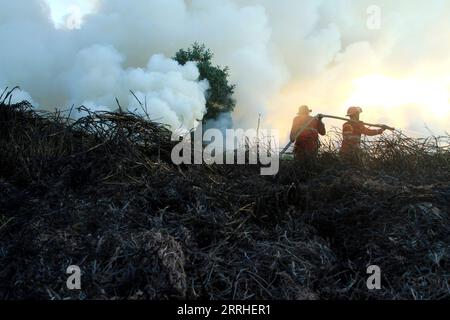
[340,106,385,157]
[290,105,326,161]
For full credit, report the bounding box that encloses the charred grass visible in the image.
[1,100,450,300]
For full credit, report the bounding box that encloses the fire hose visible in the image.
[280,114,395,156]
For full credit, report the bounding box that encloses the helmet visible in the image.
[298,105,312,115]
[346,106,363,117]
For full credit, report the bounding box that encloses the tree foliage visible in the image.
[174,43,236,122]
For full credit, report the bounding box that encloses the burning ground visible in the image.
[0,100,450,300]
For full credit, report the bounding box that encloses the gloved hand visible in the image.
[317,114,324,121]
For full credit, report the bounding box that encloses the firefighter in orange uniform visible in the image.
[340,107,385,157]
[290,105,326,161]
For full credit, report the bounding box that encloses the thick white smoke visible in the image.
[1,0,449,137]
[64,46,209,129]
[0,0,210,130]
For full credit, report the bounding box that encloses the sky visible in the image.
[45,0,97,28]
[1,0,449,141]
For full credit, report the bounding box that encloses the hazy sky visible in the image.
[45,0,97,28]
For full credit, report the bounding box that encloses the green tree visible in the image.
[174,43,236,122]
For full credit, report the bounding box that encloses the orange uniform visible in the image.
[340,121,383,155]
[290,115,326,160]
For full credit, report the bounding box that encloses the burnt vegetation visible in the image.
[0,97,450,300]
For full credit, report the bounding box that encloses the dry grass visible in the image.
[0,100,449,300]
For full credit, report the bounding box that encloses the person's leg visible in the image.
[340,147,363,166]
[293,146,305,161]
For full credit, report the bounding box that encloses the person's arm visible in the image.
[316,118,326,135]
[361,125,384,136]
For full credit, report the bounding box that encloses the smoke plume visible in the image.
[1,0,449,137]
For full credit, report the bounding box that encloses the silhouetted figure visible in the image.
[290,105,326,161]
[340,106,385,159]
